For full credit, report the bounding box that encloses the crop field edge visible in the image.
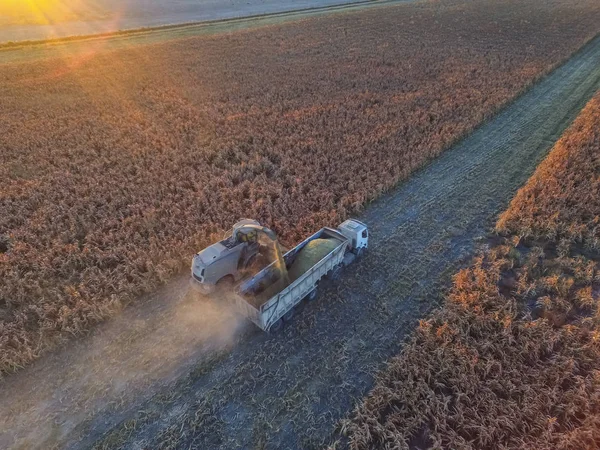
[0,0,400,61]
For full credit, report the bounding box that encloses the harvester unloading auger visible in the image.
[231,220,290,287]
[190,219,368,332]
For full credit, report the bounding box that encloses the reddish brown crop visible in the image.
[344,92,600,450]
[497,94,600,250]
[1,0,600,374]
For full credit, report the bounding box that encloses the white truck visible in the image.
[190,219,368,332]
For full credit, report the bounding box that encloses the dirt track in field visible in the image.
[1,23,600,450]
[68,34,600,449]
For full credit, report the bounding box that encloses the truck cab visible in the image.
[337,219,369,254]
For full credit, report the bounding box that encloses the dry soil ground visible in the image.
[1,29,598,450]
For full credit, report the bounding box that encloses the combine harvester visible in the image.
[190,219,368,332]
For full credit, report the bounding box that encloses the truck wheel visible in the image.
[283,307,295,322]
[355,247,364,259]
[215,275,234,297]
[329,265,342,281]
[306,288,318,302]
[269,318,283,334]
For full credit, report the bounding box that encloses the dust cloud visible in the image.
[0,276,246,449]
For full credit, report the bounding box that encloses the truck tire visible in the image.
[215,275,234,297]
[283,307,295,322]
[355,247,364,259]
[269,318,283,334]
[329,265,342,281]
[305,288,318,302]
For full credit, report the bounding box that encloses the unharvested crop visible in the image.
[496,94,600,250]
[343,92,600,449]
[1,0,600,374]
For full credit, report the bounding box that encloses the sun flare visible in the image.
[0,0,99,26]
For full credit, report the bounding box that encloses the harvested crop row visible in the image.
[1,0,600,374]
[343,92,600,449]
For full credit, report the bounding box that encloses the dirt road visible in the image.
[61,34,599,449]
[0,0,368,43]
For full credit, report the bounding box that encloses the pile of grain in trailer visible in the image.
[288,238,339,281]
[251,238,339,306]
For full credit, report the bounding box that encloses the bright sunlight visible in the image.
[0,0,105,27]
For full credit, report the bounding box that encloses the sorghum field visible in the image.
[1,0,600,374]
[344,92,600,450]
